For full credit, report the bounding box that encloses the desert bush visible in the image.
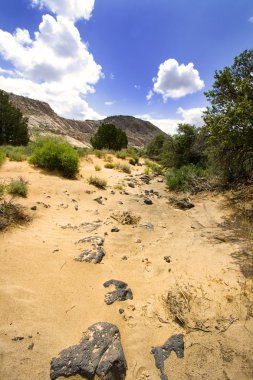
[115,162,131,174]
[91,123,128,151]
[93,149,105,159]
[94,165,101,171]
[166,164,206,192]
[144,167,150,175]
[113,184,124,191]
[9,146,28,161]
[104,155,113,163]
[104,162,115,169]
[0,148,6,166]
[75,147,91,158]
[144,159,163,174]
[116,150,127,159]
[29,137,79,178]
[8,177,28,197]
[88,176,107,189]
[0,200,30,230]
[0,182,6,198]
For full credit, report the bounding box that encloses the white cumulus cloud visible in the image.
[31,0,95,21]
[136,106,205,135]
[0,14,103,119]
[148,58,204,101]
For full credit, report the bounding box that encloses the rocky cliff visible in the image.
[9,93,163,147]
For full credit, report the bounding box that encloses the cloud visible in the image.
[249,16,253,23]
[31,0,95,21]
[146,89,153,101]
[105,101,115,106]
[148,58,204,101]
[135,106,205,134]
[134,84,140,90]
[0,14,103,119]
[109,73,115,80]
[177,106,205,126]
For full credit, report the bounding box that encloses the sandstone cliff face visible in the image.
[9,93,163,147]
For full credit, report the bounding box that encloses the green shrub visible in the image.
[115,163,131,174]
[144,159,163,174]
[94,149,104,159]
[116,150,127,159]
[94,165,101,171]
[144,167,150,175]
[88,176,107,189]
[104,155,113,163]
[0,182,5,198]
[75,147,90,158]
[166,165,206,192]
[9,147,27,161]
[104,162,115,169]
[8,177,28,197]
[91,123,128,151]
[29,137,79,178]
[0,148,6,166]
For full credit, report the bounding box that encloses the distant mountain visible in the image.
[9,92,164,148]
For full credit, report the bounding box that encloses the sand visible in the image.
[0,156,252,380]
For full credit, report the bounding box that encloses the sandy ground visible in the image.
[0,156,252,380]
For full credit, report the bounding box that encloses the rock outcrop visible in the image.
[9,92,164,147]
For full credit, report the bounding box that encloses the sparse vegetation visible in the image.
[115,162,131,174]
[94,165,101,171]
[29,137,79,178]
[8,177,28,197]
[104,162,115,169]
[0,182,5,198]
[113,183,124,191]
[144,159,163,175]
[88,176,107,189]
[0,200,30,230]
[116,150,127,159]
[166,165,207,192]
[0,148,6,166]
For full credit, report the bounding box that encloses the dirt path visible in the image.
[0,157,252,380]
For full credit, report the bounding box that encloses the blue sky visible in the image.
[0,0,252,133]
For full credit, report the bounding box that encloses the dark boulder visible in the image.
[103,279,133,305]
[50,322,127,380]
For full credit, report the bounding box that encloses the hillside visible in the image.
[9,93,163,148]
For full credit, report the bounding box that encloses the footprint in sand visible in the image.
[143,259,153,278]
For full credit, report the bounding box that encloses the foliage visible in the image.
[144,159,163,175]
[115,162,131,174]
[75,147,91,158]
[0,182,5,198]
[93,149,105,158]
[91,123,128,151]
[166,164,206,192]
[29,136,79,178]
[0,148,6,166]
[146,133,167,158]
[160,124,206,169]
[8,177,28,197]
[204,49,253,182]
[116,150,127,159]
[94,165,101,171]
[104,162,115,169]
[104,155,113,162]
[88,175,107,189]
[9,146,28,161]
[0,200,30,230]
[0,91,29,145]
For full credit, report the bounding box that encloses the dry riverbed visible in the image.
[0,156,252,380]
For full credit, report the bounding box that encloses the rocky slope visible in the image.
[9,93,163,147]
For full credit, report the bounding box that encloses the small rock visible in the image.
[121,256,128,260]
[111,227,120,232]
[141,223,154,230]
[28,343,34,350]
[136,239,142,243]
[74,205,78,211]
[119,308,125,314]
[30,205,37,211]
[144,198,153,205]
[164,256,171,263]
[103,279,133,305]
[94,197,103,205]
[128,183,135,188]
[12,336,24,341]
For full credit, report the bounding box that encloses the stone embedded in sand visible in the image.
[140,174,151,184]
[103,279,133,305]
[144,198,153,205]
[50,322,127,380]
[169,196,194,210]
[74,236,105,263]
[151,334,184,380]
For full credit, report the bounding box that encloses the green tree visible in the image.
[0,91,29,145]
[204,49,253,182]
[146,133,167,158]
[91,123,128,150]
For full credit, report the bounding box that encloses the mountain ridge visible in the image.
[8,92,164,147]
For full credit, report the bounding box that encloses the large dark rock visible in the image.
[151,334,184,380]
[50,322,127,380]
[103,279,133,305]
